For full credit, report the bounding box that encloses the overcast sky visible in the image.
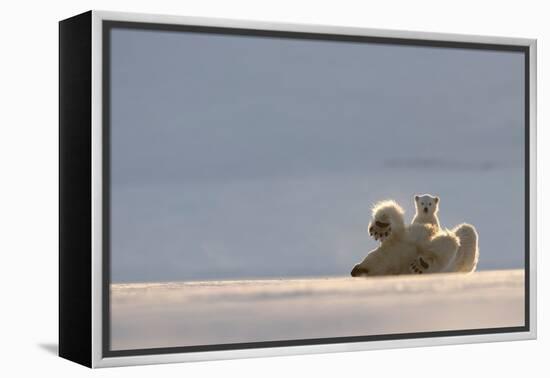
[109,28,525,283]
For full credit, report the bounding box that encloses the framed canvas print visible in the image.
[59,10,537,368]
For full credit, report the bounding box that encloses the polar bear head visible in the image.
[414,194,439,217]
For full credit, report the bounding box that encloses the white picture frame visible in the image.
[59,10,537,368]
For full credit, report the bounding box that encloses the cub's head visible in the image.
[414,194,439,216]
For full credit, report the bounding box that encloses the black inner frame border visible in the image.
[102,20,531,358]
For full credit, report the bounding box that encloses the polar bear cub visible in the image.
[412,194,440,229]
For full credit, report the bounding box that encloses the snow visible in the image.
[110,269,525,351]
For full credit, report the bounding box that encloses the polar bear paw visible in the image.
[368,200,404,243]
[409,256,432,274]
[369,220,392,243]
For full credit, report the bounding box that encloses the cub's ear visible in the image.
[414,195,419,202]
[434,196,439,204]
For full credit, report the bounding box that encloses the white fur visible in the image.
[352,199,479,277]
[412,194,440,229]
[451,224,479,272]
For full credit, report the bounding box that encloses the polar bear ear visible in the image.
[414,195,419,202]
[434,196,439,204]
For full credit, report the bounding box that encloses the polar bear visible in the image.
[351,199,479,277]
[412,194,440,229]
